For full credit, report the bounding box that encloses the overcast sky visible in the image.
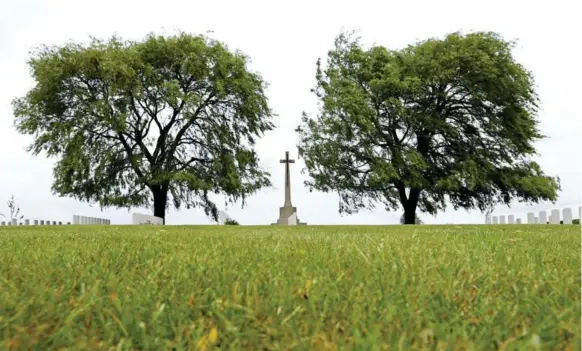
[0,0,580,225]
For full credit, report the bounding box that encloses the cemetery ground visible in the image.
[0,225,579,350]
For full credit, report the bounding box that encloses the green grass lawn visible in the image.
[0,225,579,350]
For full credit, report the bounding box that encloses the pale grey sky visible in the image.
[0,0,580,225]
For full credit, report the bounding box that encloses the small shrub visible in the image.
[224,219,239,225]
[573,219,580,224]
[0,195,24,222]
[399,213,423,225]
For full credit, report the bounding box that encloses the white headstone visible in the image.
[492,216,498,224]
[499,215,506,224]
[40,220,44,225]
[515,218,522,224]
[485,216,492,224]
[534,217,539,224]
[562,208,573,224]
[550,209,560,224]
[34,220,38,225]
[508,215,515,224]
[11,219,17,226]
[527,212,535,224]
[0,221,5,226]
[52,221,57,225]
[287,212,297,226]
[539,211,547,224]
[24,219,30,225]
[132,213,162,225]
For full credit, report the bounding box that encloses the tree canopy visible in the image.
[297,31,560,224]
[13,32,274,223]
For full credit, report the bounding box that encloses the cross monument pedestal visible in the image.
[272,151,306,225]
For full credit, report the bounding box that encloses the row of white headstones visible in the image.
[486,207,582,224]
[0,219,70,226]
[0,213,163,226]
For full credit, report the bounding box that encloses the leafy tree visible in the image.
[13,32,274,224]
[399,213,422,225]
[297,31,560,224]
[0,195,24,222]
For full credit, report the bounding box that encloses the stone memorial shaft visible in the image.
[282,151,294,208]
[272,151,306,225]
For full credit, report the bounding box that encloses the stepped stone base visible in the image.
[271,206,307,225]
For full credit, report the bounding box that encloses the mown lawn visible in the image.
[0,224,579,350]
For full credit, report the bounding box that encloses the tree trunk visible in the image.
[151,184,169,225]
[402,188,421,225]
[403,205,417,225]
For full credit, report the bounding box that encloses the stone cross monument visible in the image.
[272,151,306,225]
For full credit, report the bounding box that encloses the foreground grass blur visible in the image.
[0,224,579,350]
